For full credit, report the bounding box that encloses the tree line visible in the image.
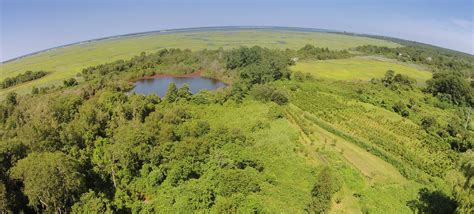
[1,71,48,89]
[354,45,473,75]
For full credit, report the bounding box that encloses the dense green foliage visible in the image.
[224,46,292,85]
[425,71,473,106]
[378,70,416,91]
[0,42,473,212]
[306,167,341,213]
[10,152,84,212]
[0,71,48,89]
[451,151,474,213]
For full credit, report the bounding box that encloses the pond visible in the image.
[131,76,227,97]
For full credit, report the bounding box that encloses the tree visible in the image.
[425,71,472,106]
[177,83,192,101]
[191,120,210,137]
[71,191,114,214]
[10,152,84,212]
[51,94,84,123]
[0,140,29,212]
[165,82,178,102]
[393,73,415,86]
[382,70,395,86]
[230,81,248,103]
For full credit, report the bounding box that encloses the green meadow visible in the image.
[0,30,399,98]
[290,57,432,83]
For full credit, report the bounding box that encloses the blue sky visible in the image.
[1,0,473,61]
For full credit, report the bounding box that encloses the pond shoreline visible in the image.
[130,71,227,96]
[131,70,203,82]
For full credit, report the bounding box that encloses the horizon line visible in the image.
[1,25,471,64]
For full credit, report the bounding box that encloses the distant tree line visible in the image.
[81,49,221,81]
[354,45,473,75]
[297,44,352,60]
[0,71,48,89]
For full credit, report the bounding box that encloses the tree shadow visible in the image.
[407,188,457,214]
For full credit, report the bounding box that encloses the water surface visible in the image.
[132,77,226,97]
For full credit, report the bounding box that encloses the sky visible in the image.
[1,0,473,62]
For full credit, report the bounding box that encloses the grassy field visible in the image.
[0,29,400,98]
[290,57,432,84]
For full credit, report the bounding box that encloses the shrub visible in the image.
[421,116,436,130]
[270,90,289,105]
[267,105,285,119]
[63,78,78,87]
[307,167,341,213]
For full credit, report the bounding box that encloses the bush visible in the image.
[63,78,78,87]
[307,167,341,213]
[250,84,274,101]
[392,101,409,117]
[293,71,306,82]
[267,105,285,119]
[421,116,436,130]
[251,85,288,105]
[270,90,289,105]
